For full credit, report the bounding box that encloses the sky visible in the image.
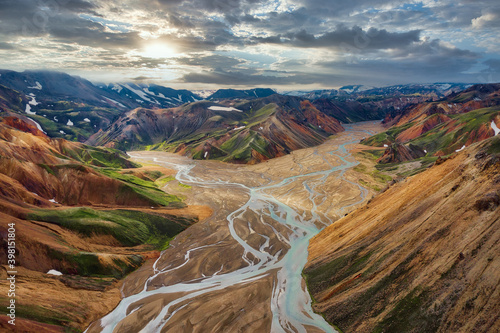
[0,0,499,90]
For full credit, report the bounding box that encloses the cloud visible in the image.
[250,26,421,51]
[471,9,500,29]
[0,0,498,89]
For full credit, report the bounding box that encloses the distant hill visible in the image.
[285,83,472,100]
[207,88,276,100]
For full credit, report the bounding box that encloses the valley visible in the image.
[84,121,383,332]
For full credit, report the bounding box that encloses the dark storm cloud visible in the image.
[316,39,480,84]
[250,26,421,51]
[157,0,265,14]
[47,16,141,48]
[0,0,97,36]
[180,68,322,86]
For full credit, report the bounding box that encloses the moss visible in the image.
[156,175,175,186]
[304,250,373,294]
[38,163,56,175]
[373,288,441,333]
[486,136,500,154]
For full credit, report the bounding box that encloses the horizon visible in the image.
[0,0,499,90]
[0,68,482,93]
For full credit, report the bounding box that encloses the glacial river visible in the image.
[86,122,378,333]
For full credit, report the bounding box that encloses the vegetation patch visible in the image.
[373,288,441,333]
[28,207,195,248]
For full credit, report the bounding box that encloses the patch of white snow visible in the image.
[491,120,500,136]
[28,81,42,90]
[25,104,36,115]
[208,106,242,112]
[47,269,62,276]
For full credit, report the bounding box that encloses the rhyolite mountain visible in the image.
[362,83,500,163]
[0,115,206,332]
[305,135,500,333]
[87,94,344,164]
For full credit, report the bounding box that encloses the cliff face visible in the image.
[305,136,500,333]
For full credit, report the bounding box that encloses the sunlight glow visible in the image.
[141,43,177,59]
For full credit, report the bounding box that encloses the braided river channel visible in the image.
[85,121,381,333]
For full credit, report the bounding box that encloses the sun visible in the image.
[141,43,177,59]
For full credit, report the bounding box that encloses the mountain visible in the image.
[0,70,207,142]
[0,115,207,332]
[207,88,276,100]
[87,94,344,164]
[96,82,202,107]
[286,83,472,100]
[0,69,130,108]
[305,136,500,332]
[363,83,500,158]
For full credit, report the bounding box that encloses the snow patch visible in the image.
[424,149,427,153]
[28,96,39,105]
[143,87,156,96]
[49,198,58,203]
[28,81,42,90]
[102,96,126,108]
[383,144,388,147]
[208,106,242,112]
[111,84,123,93]
[28,118,46,134]
[54,116,58,122]
[60,130,66,134]
[47,269,62,276]
[25,104,36,115]
[66,119,73,126]
[204,151,208,158]
[455,145,466,152]
[491,120,500,136]
[124,84,152,102]
[84,118,91,122]
[232,126,245,131]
